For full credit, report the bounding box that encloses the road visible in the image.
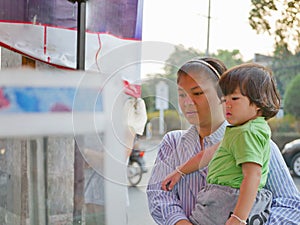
[127,138,300,225]
[127,138,159,225]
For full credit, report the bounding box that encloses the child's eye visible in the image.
[220,98,226,103]
[178,93,186,98]
[232,97,239,100]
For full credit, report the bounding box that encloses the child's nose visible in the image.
[226,102,232,108]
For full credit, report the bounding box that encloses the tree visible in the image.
[163,44,202,81]
[284,73,300,119]
[142,45,245,112]
[249,1,300,96]
[141,76,161,113]
[272,50,300,95]
[164,45,244,81]
[211,49,243,68]
[249,0,300,53]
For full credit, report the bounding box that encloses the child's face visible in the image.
[221,87,260,126]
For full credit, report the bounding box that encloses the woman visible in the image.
[146,58,300,225]
[162,63,281,224]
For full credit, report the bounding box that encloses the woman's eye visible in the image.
[193,91,204,96]
[178,93,186,98]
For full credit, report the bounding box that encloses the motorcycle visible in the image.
[127,149,148,186]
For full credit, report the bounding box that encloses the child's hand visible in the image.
[226,215,247,225]
[161,169,182,191]
[225,217,241,225]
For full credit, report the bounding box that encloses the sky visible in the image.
[141,0,275,75]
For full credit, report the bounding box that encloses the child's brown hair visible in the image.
[218,63,281,120]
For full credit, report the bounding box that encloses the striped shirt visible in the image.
[146,122,300,225]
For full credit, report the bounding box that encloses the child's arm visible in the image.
[161,143,219,191]
[225,162,262,225]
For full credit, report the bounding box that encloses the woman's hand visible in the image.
[161,169,182,191]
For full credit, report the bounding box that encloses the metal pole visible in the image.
[76,0,87,70]
[67,0,87,69]
[159,109,164,135]
[68,0,88,224]
[205,0,211,57]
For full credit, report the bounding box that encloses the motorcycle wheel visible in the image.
[127,160,143,186]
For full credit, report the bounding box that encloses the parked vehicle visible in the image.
[127,149,147,186]
[281,139,300,177]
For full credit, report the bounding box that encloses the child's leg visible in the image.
[189,184,238,225]
[189,185,272,225]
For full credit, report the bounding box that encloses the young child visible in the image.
[162,63,281,225]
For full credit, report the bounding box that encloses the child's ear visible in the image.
[256,108,263,116]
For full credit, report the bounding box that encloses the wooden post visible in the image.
[22,56,49,224]
[73,137,85,224]
[21,55,37,224]
[22,56,36,68]
[27,139,48,225]
[20,140,28,225]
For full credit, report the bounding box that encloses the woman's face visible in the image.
[178,72,222,127]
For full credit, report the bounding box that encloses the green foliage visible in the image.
[164,45,203,81]
[142,77,160,113]
[164,46,244,80]
[146,110,188,135]
[143,45,203,113]
[211,49,243,68]
[249,0,276,34]
[268,115,296,133]
[141,76,179,112]
[272,49,300,96]
[142,45,246,113]
[249,1,300,96]
[268,114,300,150]
[249,0,300,53]
[284,73,300,119]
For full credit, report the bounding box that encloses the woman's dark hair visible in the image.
[177,57,227,84]
[218,63,281,120]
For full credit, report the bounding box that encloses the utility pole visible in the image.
[206,0,211,56]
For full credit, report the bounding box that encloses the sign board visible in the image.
[155,81,169,110]
[0,69,123,137]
